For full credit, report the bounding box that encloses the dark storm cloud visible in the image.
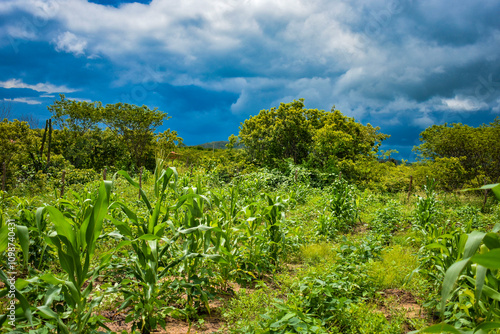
[1,0,499,151]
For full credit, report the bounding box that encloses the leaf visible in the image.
[408,323,464,334]
[45,206,75,246]
[16,225,29,268]
[472,249,500,269]
[138,234,160,240]
[483,233,500,250]
[441,258,471,316]
[40,273,65,285]
[474,322,500,333]
[463,231,486,259]
[481,284,500,302]
[474,265,487,304]
[0,225,8,253]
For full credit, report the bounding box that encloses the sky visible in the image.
[1,0,499,161]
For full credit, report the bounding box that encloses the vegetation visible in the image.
[0,97,499,333]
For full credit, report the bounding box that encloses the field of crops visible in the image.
[1,160,500,333]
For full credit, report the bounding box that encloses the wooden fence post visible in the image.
[47,119,52,165]
[103,168,107,181]
[2,162,6,192]
[483,178,489,210]
[138,166,143,200]
[60,170,66,198]
[407,175,413,202]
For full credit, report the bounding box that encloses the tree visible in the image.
[238,99,388,168]
[311,108,388,166]
[49,94,103,134]
[238,99,323,164]
[0,119,39,189]
[48,94,104,169]
[103,103,168,169]
[225,134,239,150]
[156,129,183,155]
[414,118,500,183]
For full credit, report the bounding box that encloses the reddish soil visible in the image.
[378,288,428,333]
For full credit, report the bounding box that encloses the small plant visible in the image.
[367,244,419,290]
[35,181,112,333]
[300,242,334,265]
[317,179,358,239]
[370,199,402,243]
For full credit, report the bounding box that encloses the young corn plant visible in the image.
[111,165,185,333]
[0,210,32,328]
[317,179,358,239]
[410,223,500,334]
[112,162,220,332]
[413,178,440,239]
[35,181,112,333]
[172,187,223,317]
[261,193,287,268]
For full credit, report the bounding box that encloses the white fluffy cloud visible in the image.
[442,96,488,112]
[3,97,41,105]
[0,79,77,93]
[54,31,88,55]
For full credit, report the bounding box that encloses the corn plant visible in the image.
[261,193,287,267]
[112,163,221,331]
[173,189,221,316]
[410,223,500,334]
[111,165,183,333]
[0,211,32,328]
[317,179,358,239]
[35,181,112,333]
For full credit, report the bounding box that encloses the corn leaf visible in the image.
[441,258,471,316]
[472,249,500,269]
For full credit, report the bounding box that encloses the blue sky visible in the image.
[1,0,499,160]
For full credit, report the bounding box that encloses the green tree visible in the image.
[312,108,388,166]
[48,95,104,169]
[238,99,388,168]
[225,134,239,150]
[0,120,39,189]
[156,129,183,155]
[414,118,500,184]
[238,99,323,164]
[103,103,168,169]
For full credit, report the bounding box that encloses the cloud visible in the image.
[3,97,41,105]
[442,96,488,112]
[0,78,78,93]
[54,31,88,56]
[1,0,499,150]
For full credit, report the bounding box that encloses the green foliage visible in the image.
[413,178,440,232]
[35,181,112,333]
[0,119,40,190]
[368,244,419,290]
[238,99,388,168]
[317,179,358,239]
[300,242,334,265]
[104,102,168,168]
[411,224,500,333]
[47,95,172,171]
[111,164,190,332]
[370,199,402,243]
[414,118,500,185]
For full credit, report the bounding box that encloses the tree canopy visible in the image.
[414,118,500,183]
[47,95,171,169]
[237,99,389,167]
